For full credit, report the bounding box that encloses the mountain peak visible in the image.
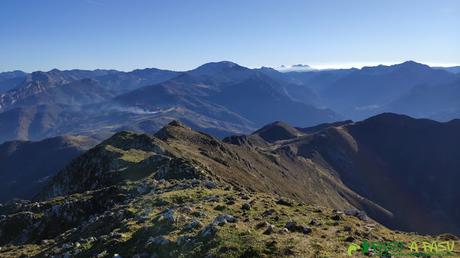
[400,60,421,66]
[154,120,194,141]
[189,61,248,76]
[397,60,429,69]
[167,119,189,128]
[252,120,303,142]
[362,112,419,123]
[354,112,441,130]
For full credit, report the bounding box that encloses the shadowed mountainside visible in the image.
[0,136,96,202]
[1,114,460,257]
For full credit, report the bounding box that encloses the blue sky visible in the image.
[1,0,459,72]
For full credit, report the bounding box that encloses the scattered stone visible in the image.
[214,205,226,211]
[343,226,352,232]
[161,209,176,223]
[331,214,341,221]
[204,181,217,189]
[301,226,312,234]
[177,235,191,246]
[61,243,72,250]
[284,221,297,231]
[176,214,191,223]
[41,239,52,245]
[201,224,218,237]
[213,214,237,226]
[240,195,250,200]
[185,219,203,230]
[192,210,207,217]
[284,221,312,234]
[344,236,355,242]
[263,224,276,235]
[276,198,293,206]
[110,232,124,239]
[241,203,251,210]
[225,199,236,205]
[179,206,193,213]
[279,227,290,234]
[204,195,220,202]
[262,209,275,217]
[344,209,369,221]
[137,183,150,194]
[256,221,269,229]
[309,219,319,226]
[147,235,170,246]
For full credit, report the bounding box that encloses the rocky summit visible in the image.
[1,116,460,257]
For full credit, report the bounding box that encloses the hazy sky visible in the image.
[1,0,459,72]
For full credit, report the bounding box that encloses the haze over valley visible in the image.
[1,0,459,257]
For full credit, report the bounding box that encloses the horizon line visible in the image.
[2,60,459,74]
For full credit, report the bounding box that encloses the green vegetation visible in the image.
[1,177,454,258]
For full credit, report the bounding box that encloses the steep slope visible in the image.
[37,121,365,211]
[286,113,460,235]
[0,136,96,202]
[207,73,338,126]
[250,121,304,143]
[297,120,353,134]
[34,114,460,237]
[2,120,455,258]
[7,112,459,237]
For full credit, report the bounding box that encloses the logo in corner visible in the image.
[347,243,360,256]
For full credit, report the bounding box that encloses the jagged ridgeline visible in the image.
[0,116,459,257]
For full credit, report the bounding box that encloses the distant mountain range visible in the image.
[2,61,460,257]
[0,61,459,144]
[269,61,460,120]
